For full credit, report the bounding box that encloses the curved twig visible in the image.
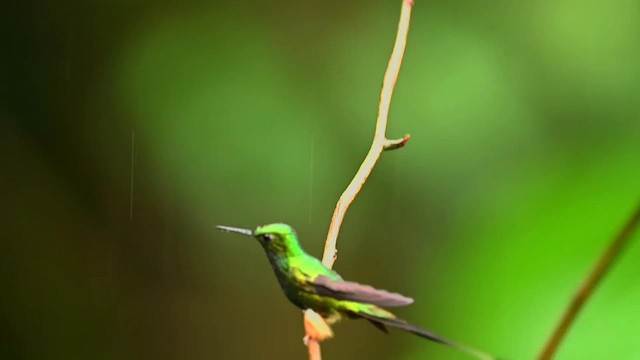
[322,0,413,269]
[304,1,415,358]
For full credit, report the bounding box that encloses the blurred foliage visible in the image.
[2,0,639,359]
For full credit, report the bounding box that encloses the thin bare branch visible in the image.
[307,339,321,360]
[538,201,640,360]
[321,0,413,269]
[304,1,415,358]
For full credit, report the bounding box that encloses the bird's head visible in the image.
[217,223,303,257]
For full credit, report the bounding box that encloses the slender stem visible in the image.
[321,0,413,269]
[538,201,640,360]
[304,1,415,358]
[307,339,321,360]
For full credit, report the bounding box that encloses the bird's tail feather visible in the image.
[356,312,498,360]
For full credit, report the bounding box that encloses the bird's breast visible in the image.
[264,256,314,310]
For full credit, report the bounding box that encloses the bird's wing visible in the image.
[310,275,414,307]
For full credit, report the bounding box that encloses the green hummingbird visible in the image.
[217,223,497,360]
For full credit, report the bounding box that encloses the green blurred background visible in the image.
[2,0,640,359]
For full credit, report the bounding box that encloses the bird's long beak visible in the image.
[216,225,254,236]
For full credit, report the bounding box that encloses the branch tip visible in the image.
[383,134,411,150]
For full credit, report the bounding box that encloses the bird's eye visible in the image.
[261,234,274,242]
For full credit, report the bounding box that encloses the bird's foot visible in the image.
[303,309,334,342]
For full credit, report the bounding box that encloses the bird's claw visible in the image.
[304,309,334,341]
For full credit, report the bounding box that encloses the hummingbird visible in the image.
[217,223,497,360]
